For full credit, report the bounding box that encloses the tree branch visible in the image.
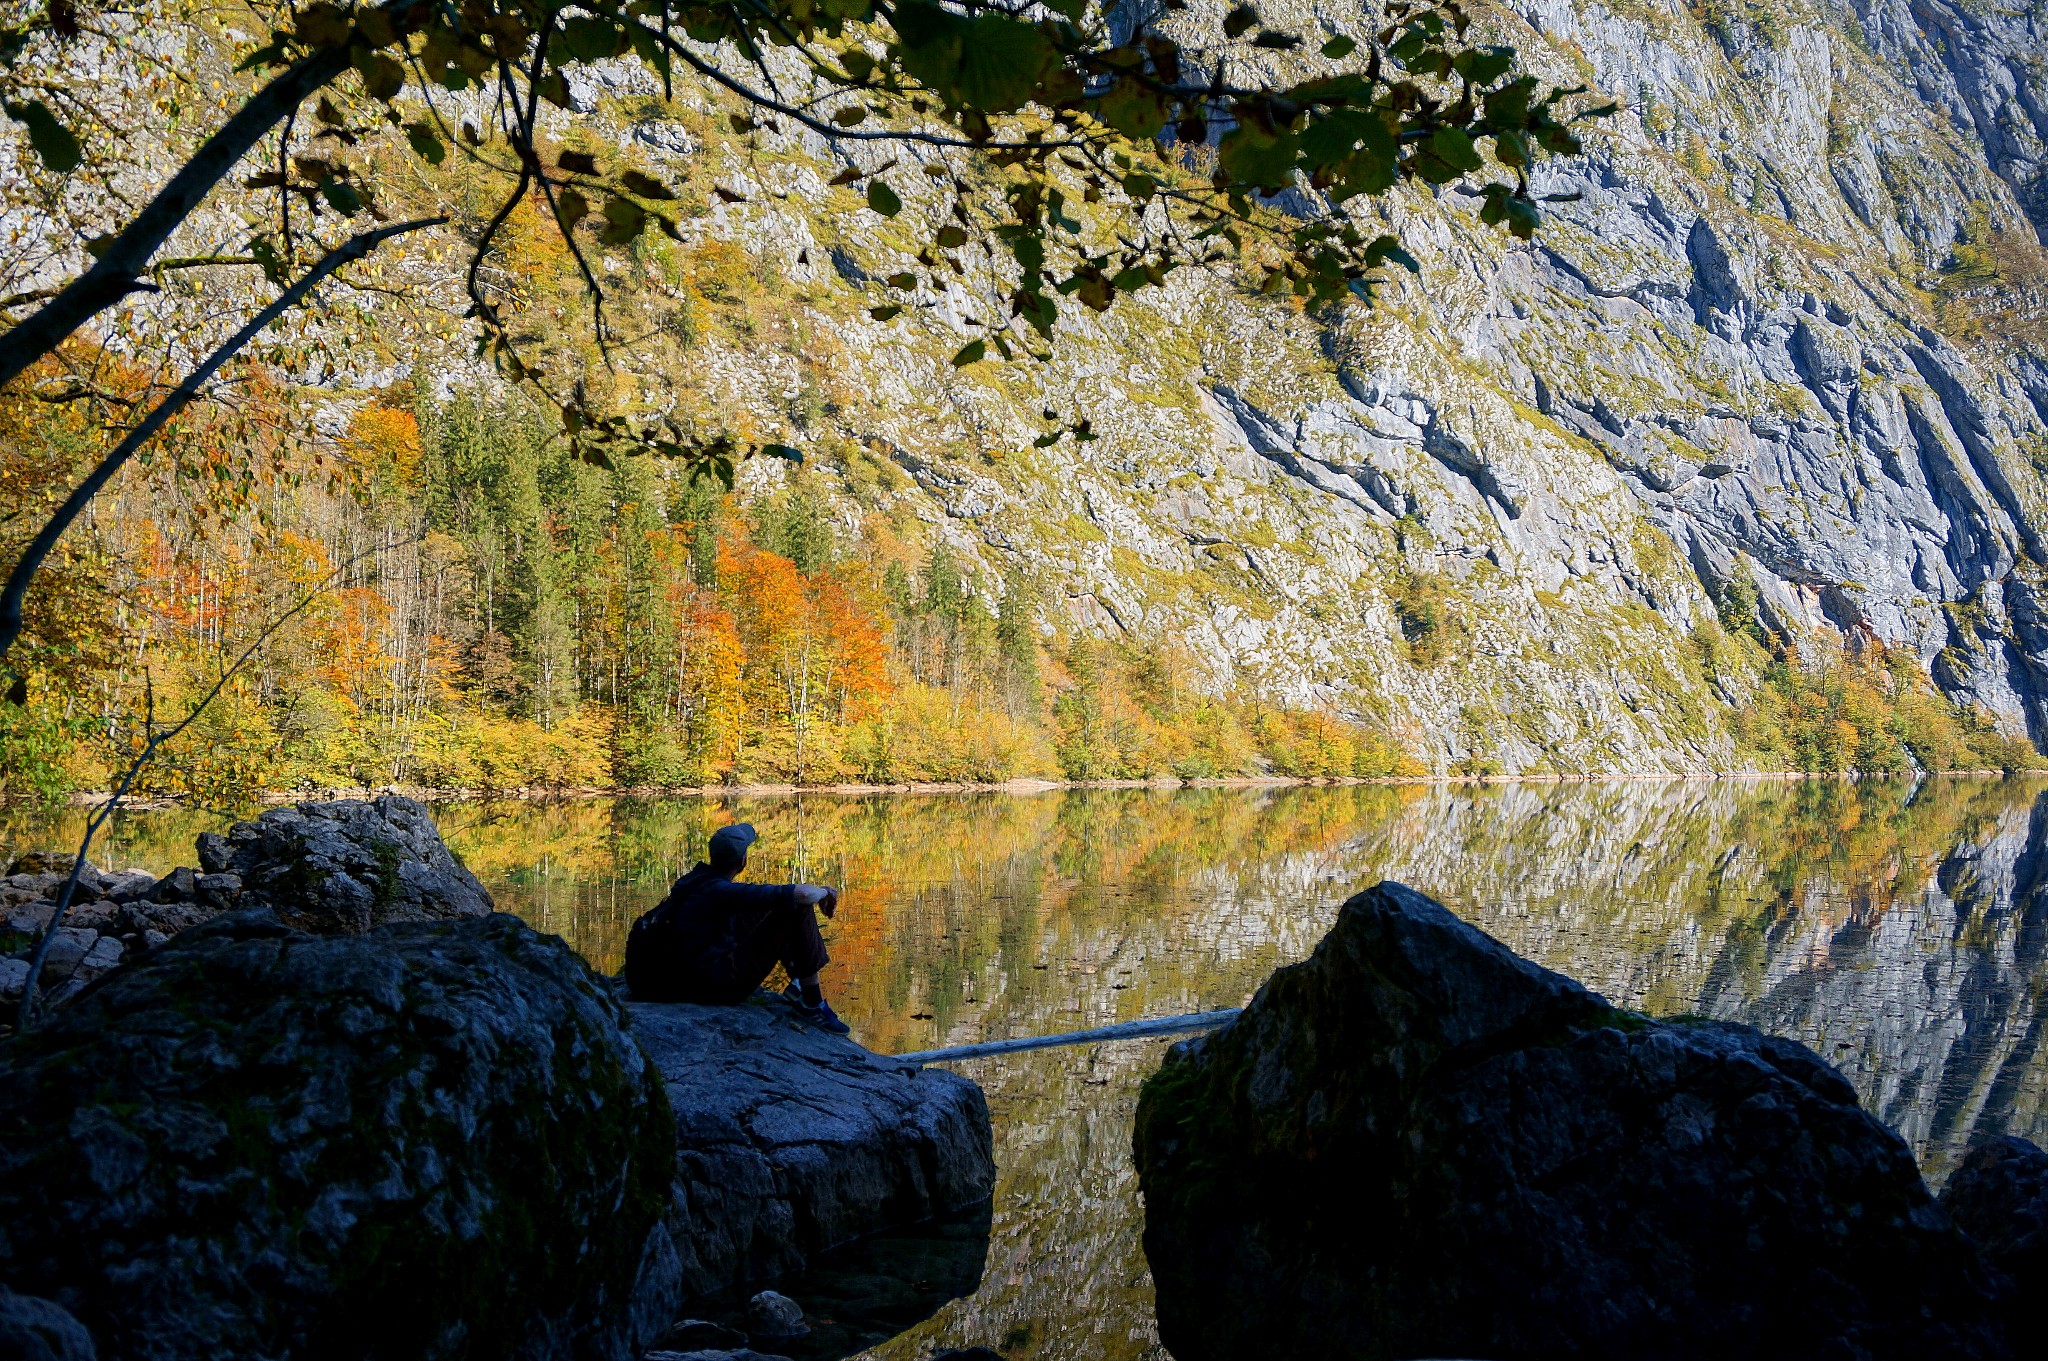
[0,0,433,393]
[0,215,446,664]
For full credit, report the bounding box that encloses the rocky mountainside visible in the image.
[22,0,2048,775]
[459,0,2045,773]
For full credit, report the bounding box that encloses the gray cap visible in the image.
[708,823,758,859]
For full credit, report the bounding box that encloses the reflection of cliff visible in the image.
[1694,794,2048,1179]
[8,782,2048,1361]
[1332,778,2048,1174]
[428,779,2048,1185]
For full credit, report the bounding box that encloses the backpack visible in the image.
[624,865,720,1002]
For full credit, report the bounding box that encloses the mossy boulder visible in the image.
[193,794,493,933]
[0,910,678,1361]
[1134,881,2014,1361]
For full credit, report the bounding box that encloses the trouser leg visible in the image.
[729,900,829,993]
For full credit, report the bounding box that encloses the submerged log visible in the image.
[892,1009,1243,1064]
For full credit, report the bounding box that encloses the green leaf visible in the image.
[951,339,987,366]
[1428,126,1483,172]
[1094,79,1167,139]
[1218,122,1300,190]
[936,224,967,248]
[561,16,619,61]
[893,0,971,102]
[895,0,1054,113]
[1299,108,1394,167]
[4,101,80,173]
[1483,78,1535,131]
[1388,30,1430,64]
[318,178,363,214]
[354,50,404,101]
[1453,46,1516,85]
[1320,35,1356,58]
[405,122,445,165]
[869,304,903,320]
[867,180,903,216]
[1121,172,1155,199]
[955,15,1055,112]
[833,105,869,126]
[886,271,917,288]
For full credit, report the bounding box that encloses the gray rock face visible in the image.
[0,910,675,1361]
[1940,1136,2048,1353]
[628,994,995,1300]
[1853,0,2048,237]
[1134,881,2014,1361]
[198,794,492,932]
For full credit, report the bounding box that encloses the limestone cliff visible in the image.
[481,0,2045,772]
[20,0,2048,774]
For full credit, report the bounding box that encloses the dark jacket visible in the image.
[624,863,798,1003]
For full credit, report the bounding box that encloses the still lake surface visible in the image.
[9,778,2048,1358]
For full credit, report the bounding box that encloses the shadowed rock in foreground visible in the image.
[629,994,995,1303]
[1134,881,2015,1361]
[0,910,676,1361]
[1941,1136,2048,1356]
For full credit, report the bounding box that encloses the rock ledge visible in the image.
[629,993,995,1301]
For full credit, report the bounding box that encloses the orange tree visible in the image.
[0,0,1612,664]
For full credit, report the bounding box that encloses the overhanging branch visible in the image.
[0,215,446,665]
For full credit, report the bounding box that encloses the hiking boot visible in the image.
[781,983,851,1035]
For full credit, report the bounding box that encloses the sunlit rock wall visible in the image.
[21,0,2047,772]
[550,0,2048,770]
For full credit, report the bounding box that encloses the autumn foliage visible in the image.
[0,380,1420,800]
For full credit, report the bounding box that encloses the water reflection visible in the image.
[6,778,2047,1360]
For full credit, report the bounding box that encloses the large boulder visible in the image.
[1134,881,2014,1361]
[628,994,995,1300]
[195,793,492,932]
[3,798,489,1014]
[1941,1136,2048,1354]
[0,910,677,1361]
[0,1289,94,1361]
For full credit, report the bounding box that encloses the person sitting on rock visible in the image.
[624,822,848,1033]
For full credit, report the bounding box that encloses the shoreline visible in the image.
[35,767,2033,811]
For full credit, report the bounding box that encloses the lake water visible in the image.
[8,778,2048,1359]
